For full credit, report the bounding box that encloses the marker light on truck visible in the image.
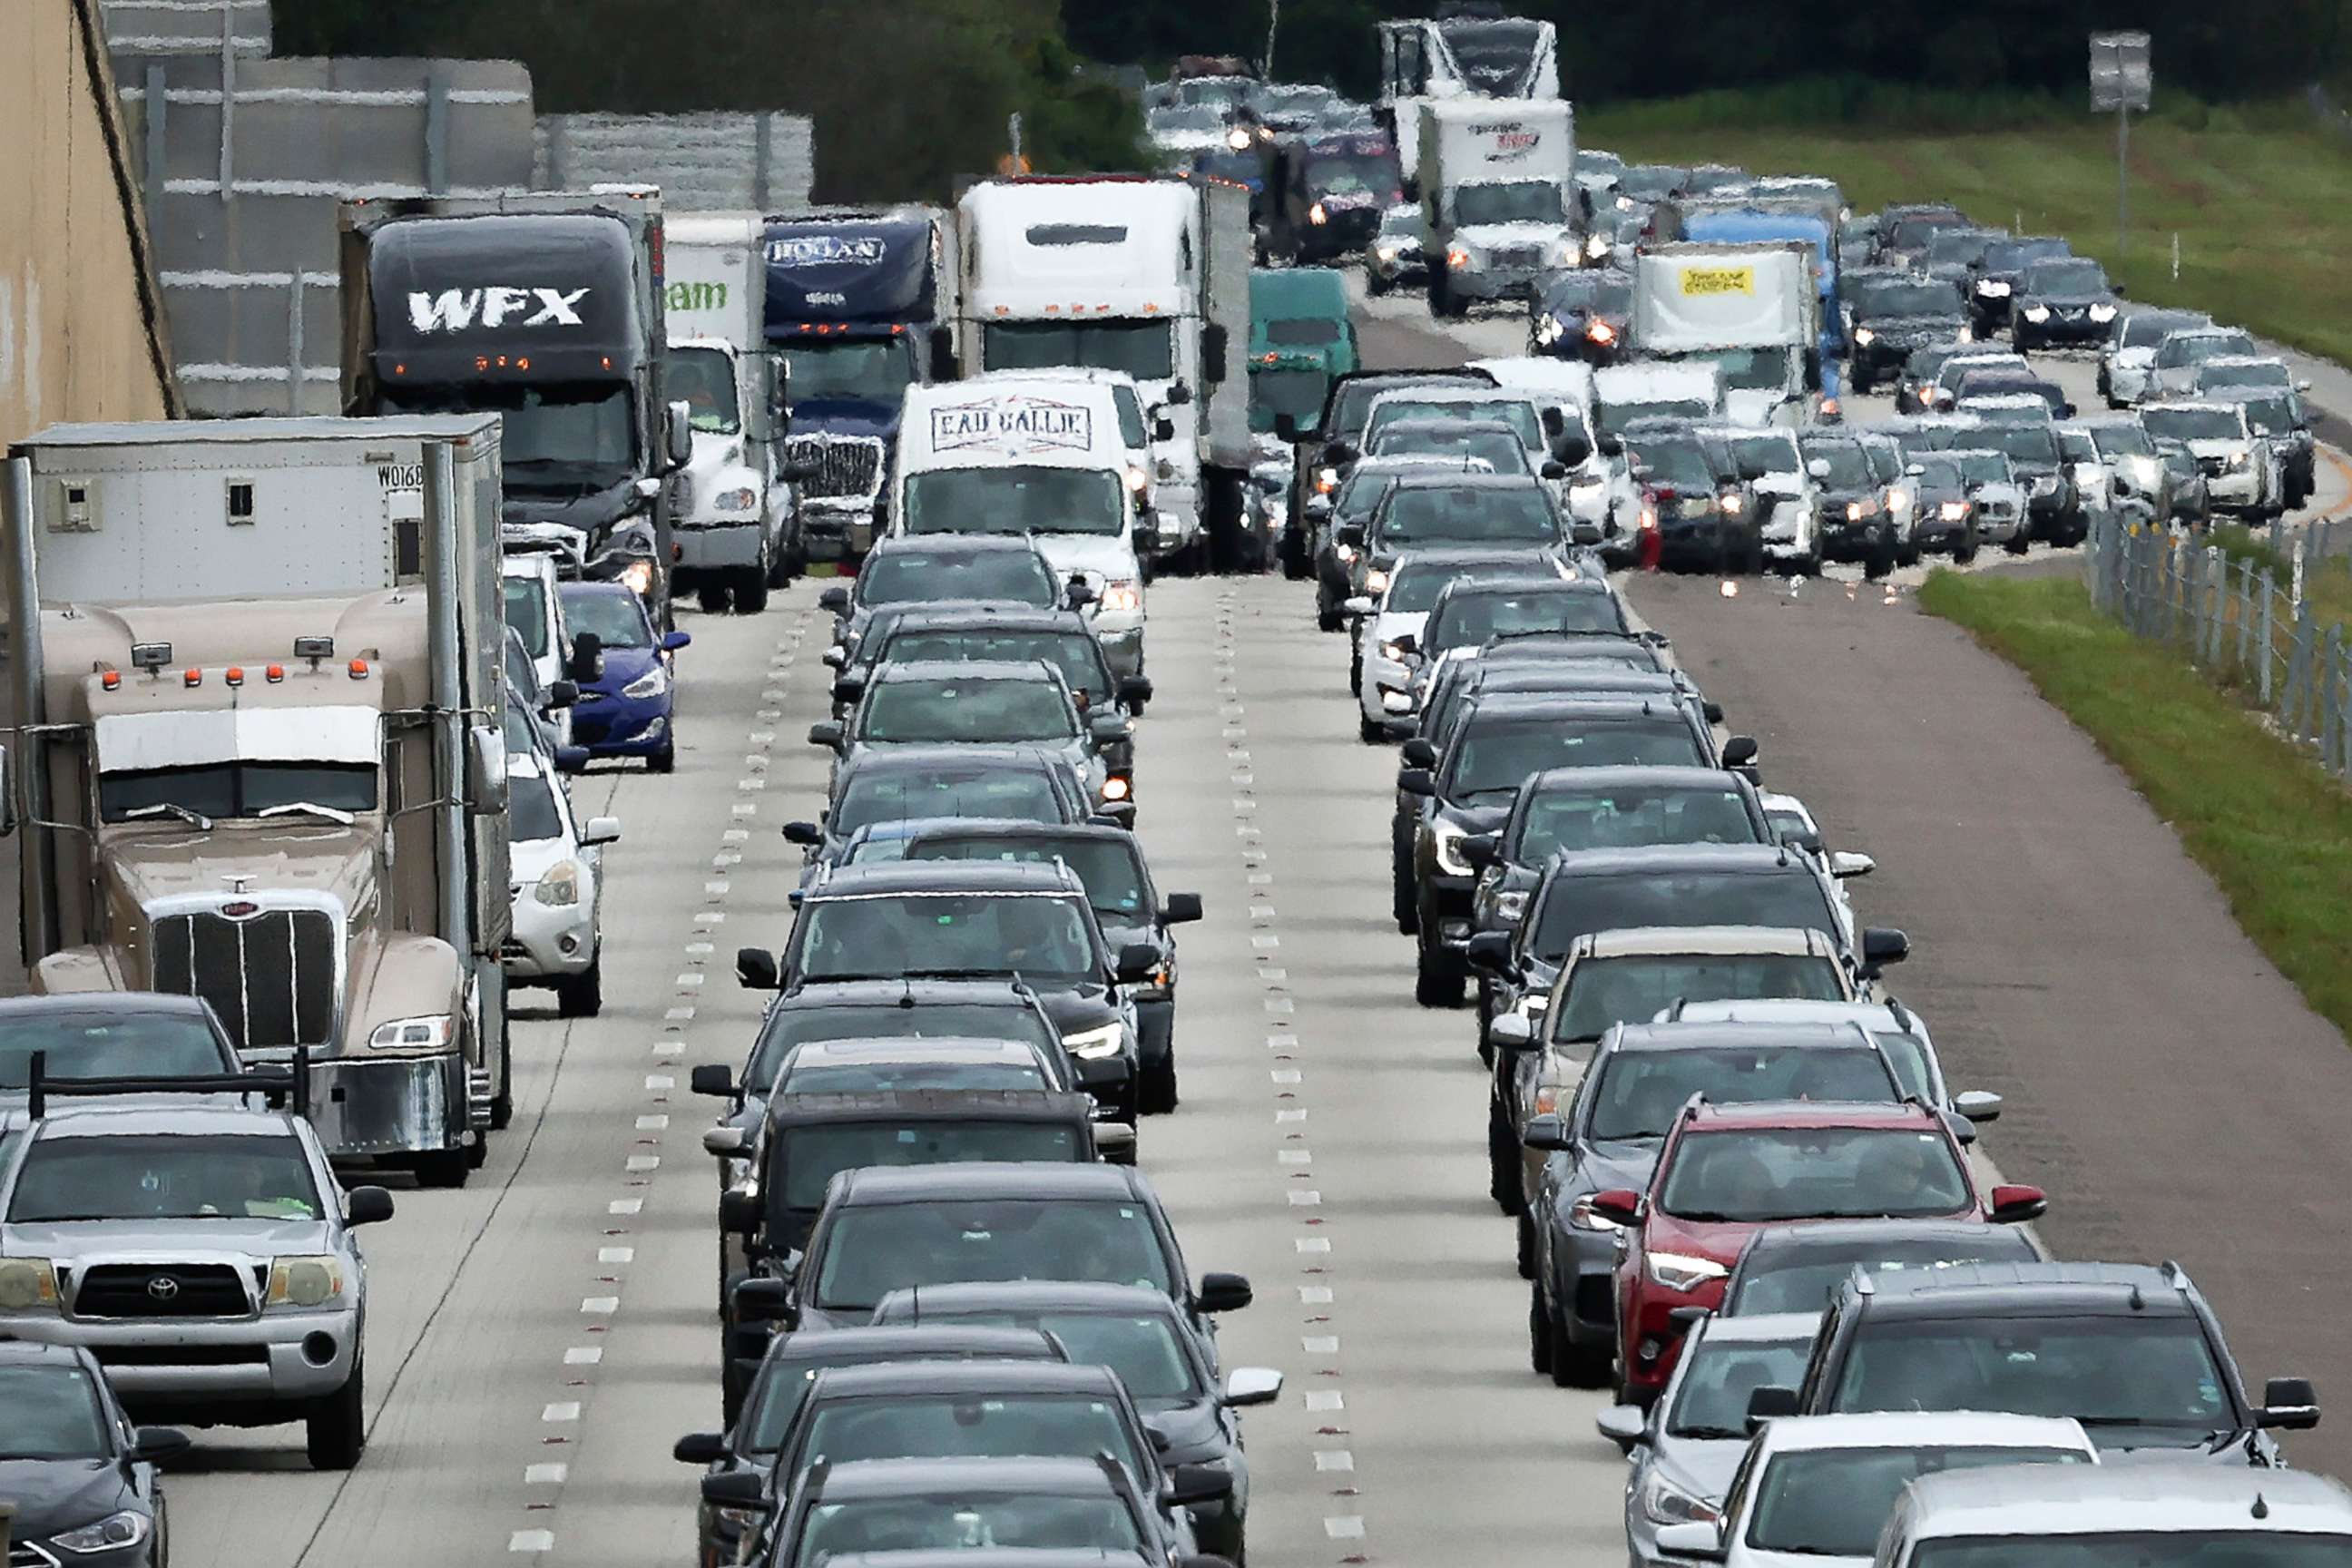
[1309,202,1328,226]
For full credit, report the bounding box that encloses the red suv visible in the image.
[1591,1098,2045,1405]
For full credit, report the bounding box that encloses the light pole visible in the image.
[1265,0,1281,82]
[2089,31,2152,261]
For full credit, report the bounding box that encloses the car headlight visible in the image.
[1639,1471,1720,1527]
[1886,486,1912,513]
[1378,640,1411,664]
[1227,127,1253,152]
[2130,456,2164,487]
[1099,579,1142,614]
[1534,313,1565,347]
[1940,501,1969,522]
[1587,320,1617,346]
[1976,279,2011,297]
[1852,327,1876,346]
[2023,305,2052,323]
[1493,888,1528,924]
[2089,303,2118,322]
[1718,492,1744,515]
[1334,543,1357,564]
[1646,1251,1730,1292]
[1361,569,1387,596]
[1376,244,1399,262]
[1100,775,1132,804]
[1585,231,1612,259]
[1549,239,1580,267]
[1126,464,1150,494]
[619,559,655,598]
[712,485,760,514]
[1316,466,1340,493]
[1431,819,1473,877]
[1063,1022,1125,1060]
[1309,201,1328,226]
[2228,448,2251,470]
[622,663,670,700]
[51,1511,154,1554]
[535,858,584,907]
[369,1014,456,1051]
[267,1255,348,1309]
[1447,245,1473,270]
[0,1257,60,1311]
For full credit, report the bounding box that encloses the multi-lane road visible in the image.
[8,289,2352,1567]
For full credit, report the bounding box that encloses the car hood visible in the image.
[0,1457,135,1540]
[1456,222,1571,250]
[1859,314,1965,338]
[1723,388,1783,426]
[1372,610,1428,644]
[1038,986,1121,1034]
[504,475,644,534]
[585,645,662,698]
[1136,1395,1228,1462]
[8,1215,336,1261]
[1563,1136,1664,1196]
[1026,534,1141,587]
[1639,1210,1773,1269]
[1099,917,1161,956]
[2027,289,2112,307]
[1649,1433,1748,1508]
[508,830,577,884]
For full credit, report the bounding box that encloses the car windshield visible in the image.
[2025,260,2108,293]
[1854,279,1961,317]
[886,632,1107,704]
[8,1132,319,1221]
[2198,360,2290,389]
[1989,426,2060,464]
[1556,958,1854,1053]
[1626,437,1720,490]
[1661,1125,1970,1221]
[984,319,1177,382]
[1369,398,1542,450]
[908,837,1149,922]
[1429,590,1622,651]
[1377,208,1422,239]
[1836,1315,2233,1428]
[2121,314,2203,348]
[775,1122,1082,1210]
[1687,347,1791,392]
[2239,394,2303,436]
[1727,1233,2040,1316]
[903,467,1127,537]
[2142,407,2244,443]
[814,1198,1174,1311]
[667,345,740,434]
[750,1004,1056,1093]
[98,761,377,825]
[1532,869,1835,957]
[1750,1446,2092,1556]
[1372,424,1527,471]
[1913,457,1967,490]
[793,1392,1142,1474]
[861,676,1076,745]
[1388,561,1509,614]
[503,578,550,659]
[1726,434,1803,479]
[1667,1335,1813,1438]
[1798,440,1875,489]
[2088,425,2156,458]
[1602,398,1710,437]
[559,587,654,650]
[1454,180,1563,226]
[1984,239,2069,272]
[1955,453,2014,486]
[382,381,635,494]
[0,1010,230,1088]
[832,767,1065,836]
[1252,366,1330,427]
[792,1491,1143,1565]
[925,1310,1201,1402]
[1306,152,1398,200]
[1451,718,1708,799]
[0,1365,109,1459]
[1913,1536,2352,1568]
[1377,484,1557,544]
[2161,331,2258,367]
[780,337,921,405]
[509,771,564,843]
[861,550,1058,609]
[1547,274,1633,314]
[796,894,1097,985]
[1517,783,1761,863]
[1927,230,2000,267]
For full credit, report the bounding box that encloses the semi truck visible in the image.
[338,190,691,625]
[1377,10,1560,191]
[955,175,1254,573]
[763,208,959,564]
[664,212,796,612]
[1263,132,1404,265]
[1418,98,1580,319]
[1,416,516,1188]
[1632,241,1824,429]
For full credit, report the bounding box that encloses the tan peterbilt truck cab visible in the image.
[0,416,514,1187]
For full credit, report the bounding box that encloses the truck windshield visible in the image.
[7,1132,320,1221]
[774,1122,1082,1210]
[1434,17,1544,93]
[384,381,635,494]
[1454,181,1564,227]
[1914,1538,2352,1568]
[0,1011,230,1088]
[984,320,1177,383]
[100,762,377,824]
[1307,154,1399,201]
[903,467,1127,537]
[1251,367,1329,428]
[502,577,550,659]
[1675,348,1790,392]
[781,338,919,405]
[666,346,740,434]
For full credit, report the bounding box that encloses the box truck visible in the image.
[1377,12,1560,191]
[1632,242,1824,429]
[1417,99,1579,319]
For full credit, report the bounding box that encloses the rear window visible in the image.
[1449,716,1708,799]
[1531,867,1836,957]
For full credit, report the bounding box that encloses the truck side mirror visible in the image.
[568,632,604,684]
[735,947,781,990]
[666,400,694,469]
[1153,416,1176,443]
[1165,380,1194,407]
[544,680,579,711]
[0,745,15,838]
[1273,413,1300,443]
[467,727,508,813]
[1200,328,1229,384]
[928,325,957,382]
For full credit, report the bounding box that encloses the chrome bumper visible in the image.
[308,1052,472,1159]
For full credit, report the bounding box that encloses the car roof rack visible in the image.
[26,1045,308,1122]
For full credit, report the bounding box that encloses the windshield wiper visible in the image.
[1670,1425,1746,1440]
[122,803,214,830]
[900,966,1019,980]
[257,801,357,827]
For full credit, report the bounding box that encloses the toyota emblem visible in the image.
[145,1275,181,1303]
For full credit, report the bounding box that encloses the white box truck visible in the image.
[664,212,796,612]
[1631,241,1824,429]
[1377,14,1560,191]
[1,416,515,1187]
[955,176,1255,573]
[1418,99,1579,319]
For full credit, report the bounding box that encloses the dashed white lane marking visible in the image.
[1296,1237,1331,1254]
[607,1199,642,1215]
[1316,1450,1357,1473]
[1279,1149,1312,1165]
[1303,1335,1339,1355]
[579,1298,618,1316]
[1325,1516,1367,1540]
[597,1247,634,1264]
[636,1114,669,1131]
[563,1348,602,1367]
[645,1075,675,1091]
[624,1154,660,1173]
[1305,1390,1346,1412]
[541,1402,582,1423]
[1270,1069,1302,1084]
[1298,1286,1335,1305]
[508,1529,555,1553]
[1277,1108,1308,1123]
[1286,1190,1322,1206]
[524,1463,568,1485]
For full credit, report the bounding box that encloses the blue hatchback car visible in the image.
[559,580,690,771]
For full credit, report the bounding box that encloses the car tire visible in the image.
[648,743,676,775]
[1529,1280,1555,1376]
[1515,1210,1536,1279]
[2004,528,2031,556]
[696,584,730,614]
[489,1020,514,1132]
[1954,529,1980,565]
[1348,642,1363,694]
[1367,269,1393,298]
[557,957,603,1019]
[1358,713,1385,744]
[736,570,770,614]
[1487,1099,1523,1213]
[414,1147,470,1189]
[1555,1304,1609,1389]
[306,1356,365,1471]
[1864,533,1896,581]
[1139,1054,1179,1116]
[1416,934,1465,1009]
[1317,604,1343,632]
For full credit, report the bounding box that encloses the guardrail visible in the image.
[2085,514,2352,776]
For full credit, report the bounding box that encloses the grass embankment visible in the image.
[1583,88,2352,366]
[1917,567,2352,1038]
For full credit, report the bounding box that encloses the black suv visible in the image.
[1843,270,1968,395]
[785,745,1100,867]
[1282,367,1497,545]
[834,602,1152,721]
[1775,1260,2319,1464]
[820,534,1066,659]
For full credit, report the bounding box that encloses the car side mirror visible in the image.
[735,946,781,990]
[1460,832,1499,869]
[1162,892,1204,925]
[661,630,691,652]
[666,400,694,470]
[1540,406,1568,439]
[1465,931,1517,978]
[820,645,848,669]
[1598,433,1623,456]
[700,1470,770,1512]
[1273,412,1300,443]
[1153,415,1177,443]
[1953,1089,2003,1123]
[130,1426,193,1464]
[1167,1462,1236,1506]
[2062,401,2077,419]
[1653,1522,1726,1562]
[1221,1366,1283,1407]
[1745,1385,1801,1431]
[1860,926,1910,971]
[781,820,823,848]
[691,1063,738,1100]
[1166,379,1194,407]
[1522,1110,1572,1150]
[1540,459,1568,481]
[1559,436,1592,467]
[831,673,866,706]
[1701,701,1724,725]
[702,1125,748,1158]
[1397,768,1436,797]
[1588,1188,1643,1228]
[818,585,850,614]
[1342,595,1375,616]
[1089,712,1128,748]
[1987,1183,2048,1225]
[544,680,579,711]
[580,816,622,848]
[1195,1271,1252,1313]
[1115,943,1160,985]
[807,720,845,751]
[1063,575,1098,611]
[2259,1377,2321,1430]
[1720,735,1759,770]
[672,1431,729,1465]
[1119,675,1154,710]
[719,1188,763,1236]
[567,632,605,684]
[1400,738,1437,769]
[1595,1404,1647,1454]
[554,745,591,775]
[1828,850,1874,879]
[1336,522,1366,549]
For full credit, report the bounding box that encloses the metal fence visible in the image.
[2085,514,2352,776]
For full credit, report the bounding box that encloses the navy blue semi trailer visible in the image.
[763,208,957,564]
[339,190,690,625]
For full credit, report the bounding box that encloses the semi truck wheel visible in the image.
[557,957,603,1018]
[489,1024,514,1131]
[696,584,730,614]
[414,1149,471,1189]
[735,568,770,614]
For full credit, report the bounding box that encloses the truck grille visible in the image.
[92,1343,270,1367]
[787,435,886,502]
[1494,245,1544,270]
[152,907,338,1052]
[74,1263,251,1319]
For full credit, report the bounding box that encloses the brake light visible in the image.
[348,660,371,681]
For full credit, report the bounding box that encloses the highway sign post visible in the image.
[2090,31,2153,259]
